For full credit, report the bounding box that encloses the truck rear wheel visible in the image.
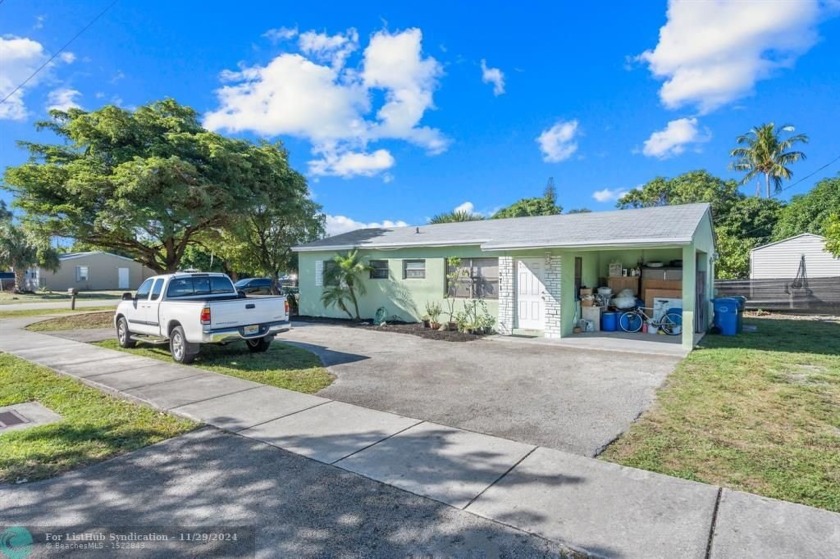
[116,316,136,348]
[246,336,273,353]
[170,325,198,364]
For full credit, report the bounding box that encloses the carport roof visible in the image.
[294,203,712,252]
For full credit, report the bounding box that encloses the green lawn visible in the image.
[601,317,840,512]
[97,339,334,394]
[0,353,196,483]
[0,306,116,319]
[26,311,114,332]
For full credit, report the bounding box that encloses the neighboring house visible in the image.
[750,233,840,279]
[33,251,154,291]
[293,203,716,349]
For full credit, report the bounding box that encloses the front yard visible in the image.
[0,353,196,483]
[601,316,840,512]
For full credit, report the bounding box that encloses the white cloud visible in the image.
[536,119,579,162]
[0,36,76,120]
[453,201,475,213]
[206,27,447,179]
[46,88,82,111]
[309,148,395,178]
[638,0,831,113]
[592,188,629,203]
[325,214,408,236]
[299,29,359,69]
[642,117,711,159]
[480,59,505,95]
[264,26,298,42]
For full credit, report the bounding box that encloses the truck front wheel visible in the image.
[246,336,273,353]
[116,316,136,348]
[170,325,198,364]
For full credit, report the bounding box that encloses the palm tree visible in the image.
[320,249,371,320]
[729,123,808,198]
[428,210,485,224]
[0,222,60,292]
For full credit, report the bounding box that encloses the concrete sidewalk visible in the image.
[0,322,838,558]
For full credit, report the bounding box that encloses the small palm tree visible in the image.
[320,249,371,320]
[729,123,808,198]
[0,222,60,292]
[428,210,485,224]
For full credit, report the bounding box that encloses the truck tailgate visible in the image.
[208,297,287,329]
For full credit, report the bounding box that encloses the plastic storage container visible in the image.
[601,311,618,332]
[730,296,747,333]
[712,298,738,336]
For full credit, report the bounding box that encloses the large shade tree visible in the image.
[3,99,315,273]
[729,123,808,198]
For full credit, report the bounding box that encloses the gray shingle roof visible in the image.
[294,203,712,252]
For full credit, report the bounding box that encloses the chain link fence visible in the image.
[714,277,840,314]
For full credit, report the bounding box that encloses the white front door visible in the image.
[517,258,546,330]
[118,268,130,289]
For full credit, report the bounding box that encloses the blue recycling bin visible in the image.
[601,312,618,332]
[713,298,738,336]
[730,296,747,333]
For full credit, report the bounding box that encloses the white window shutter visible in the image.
[315,261,323,287]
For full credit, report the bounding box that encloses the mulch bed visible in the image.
[293,316,486,342]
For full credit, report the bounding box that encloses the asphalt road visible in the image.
[0,428,573,558]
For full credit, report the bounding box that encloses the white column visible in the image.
[497,256,515,335]
[681,245,696,350]
[543,254,563,338]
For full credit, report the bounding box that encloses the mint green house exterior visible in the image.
[294,204,716,350]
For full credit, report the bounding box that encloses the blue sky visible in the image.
[2,0,840,236]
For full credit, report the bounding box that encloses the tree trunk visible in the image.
[13,267,27,293]
[765,174,771,198]
[349,286,361,320]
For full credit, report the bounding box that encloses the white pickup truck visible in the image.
[114,272,290,363]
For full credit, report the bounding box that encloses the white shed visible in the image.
[750,233,840,279]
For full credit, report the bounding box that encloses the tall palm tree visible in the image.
[729,123,808,198]
[0,222,60,292]
[320,249,371,320]
[428,210,485,224]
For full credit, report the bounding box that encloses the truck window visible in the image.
[136,278,154,300]
[150,278,164,300]
[165,276,235,298]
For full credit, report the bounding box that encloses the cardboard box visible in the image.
[644,289,682,311]
[608,276,640,296]
[641,278,681,293]
[582,306,601,331]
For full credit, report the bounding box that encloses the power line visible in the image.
[767,152,840,199]
[0,0,118,107]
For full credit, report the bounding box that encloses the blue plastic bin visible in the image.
[713,298,738,336]
[601,312,618,332]
[731,296,747,333]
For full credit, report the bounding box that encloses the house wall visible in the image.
[41,254,153,291]
[298,247,499,322]
[750,234,840,279]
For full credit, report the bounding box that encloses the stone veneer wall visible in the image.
[543,254,563,338]
[497,256,515,334]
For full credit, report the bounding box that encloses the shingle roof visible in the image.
[295,203,712,252]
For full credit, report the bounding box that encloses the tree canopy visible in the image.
[3,99,321,273]
[616,170,784,279]
[772,175,840,240]
[729,123,808,198]
[429,210,485,224]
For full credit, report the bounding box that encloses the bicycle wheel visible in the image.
[659,311,683,336]
[619,311,643,333]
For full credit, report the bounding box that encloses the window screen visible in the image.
[446,258,499,299]
[403,259,426,279]
[369,260,389,279]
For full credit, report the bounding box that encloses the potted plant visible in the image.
[424,300,442,330]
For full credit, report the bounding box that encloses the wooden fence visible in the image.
[714,276,840,314]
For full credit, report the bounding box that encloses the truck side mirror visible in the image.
[121,292,134,301]
[237,290,247,299]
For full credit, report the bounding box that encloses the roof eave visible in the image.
[293,239,488,253]
[480,238,694,251]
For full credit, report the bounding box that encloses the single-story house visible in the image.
[293,203,716,349]
[750,233,840,279]
[31,251,154,291]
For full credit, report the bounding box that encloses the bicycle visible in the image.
[618,306,683,336]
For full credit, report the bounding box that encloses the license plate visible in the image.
[244,325,259,335]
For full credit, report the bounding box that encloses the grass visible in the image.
[97,339,334,394]
[0,290,123,305]
[26,311,114,332]
[601,317,840,512]
[0,306,115,319]
[0,353,196,484]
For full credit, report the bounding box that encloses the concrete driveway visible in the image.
[283,323,681,457]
